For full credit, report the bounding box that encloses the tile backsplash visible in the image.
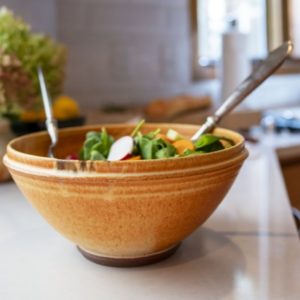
[5,0,192,107]
[57,0,191,106]
[5,0,57,37]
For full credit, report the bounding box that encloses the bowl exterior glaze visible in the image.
[4,124,248,258]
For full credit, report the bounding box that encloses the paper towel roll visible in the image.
[220,25,251,104]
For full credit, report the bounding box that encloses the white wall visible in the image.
[2,0,192,107]
[56,0,192,106]
[3,0,57,37]
[290,0,300,57]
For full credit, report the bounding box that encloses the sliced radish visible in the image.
[107,136,134,161]
[65,153,79,160]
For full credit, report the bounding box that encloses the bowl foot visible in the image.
[77,243,181,267]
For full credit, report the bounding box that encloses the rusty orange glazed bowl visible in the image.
[4,124,248,267]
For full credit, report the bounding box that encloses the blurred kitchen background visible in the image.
[6,0,300,109]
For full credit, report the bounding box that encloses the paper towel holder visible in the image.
[191,40,293,141]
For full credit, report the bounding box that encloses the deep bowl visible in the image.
[4,123,248,267]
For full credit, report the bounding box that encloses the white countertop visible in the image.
[0,144,300,300]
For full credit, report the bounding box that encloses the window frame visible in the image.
[190,0,300,80]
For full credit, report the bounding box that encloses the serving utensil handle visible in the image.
[37,67,58,157]
[191,41,293,142]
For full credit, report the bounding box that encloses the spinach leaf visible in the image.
[197,140,224,152]
[194,134,221,149]
[90,151,106,161]
[80,128,114,160]
[100,128,114,156]
[135,133,176,160]
[194,134,234,153]
[154,139,176,159]
[134,133,152,159]
[139,137,155,159]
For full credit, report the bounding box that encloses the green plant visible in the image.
[0,7,66,119]
[80,129,115,160]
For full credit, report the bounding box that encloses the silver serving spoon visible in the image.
[37,67,58,158]
[191,40,293,142]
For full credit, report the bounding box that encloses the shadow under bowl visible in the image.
[4,123,248,267]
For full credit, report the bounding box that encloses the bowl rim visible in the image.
[7,122,245,156]
[4,123,248,176]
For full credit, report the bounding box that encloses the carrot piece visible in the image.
[173,140,195,155]
[127,155,141,160]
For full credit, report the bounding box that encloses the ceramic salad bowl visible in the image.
[4,123,248,267]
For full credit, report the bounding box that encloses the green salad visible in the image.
[67,120,234,161]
